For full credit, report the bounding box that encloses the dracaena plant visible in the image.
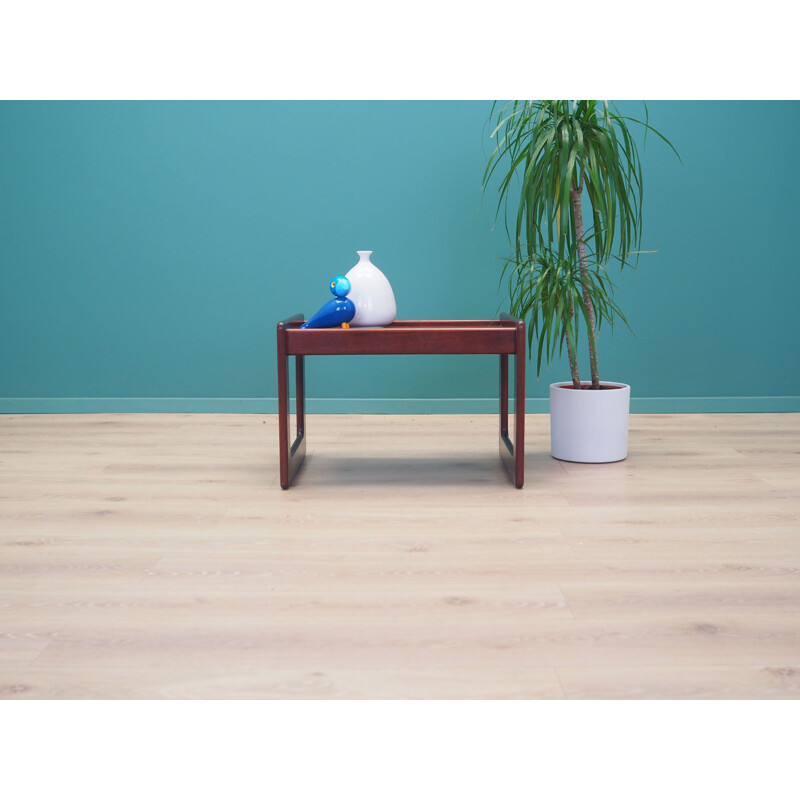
[483,100,679,389]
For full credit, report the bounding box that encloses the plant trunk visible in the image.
[564,294,581,389]
[570,181,600,389]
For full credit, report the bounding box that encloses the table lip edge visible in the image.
[283,318,523,331]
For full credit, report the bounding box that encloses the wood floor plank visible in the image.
[0,621,64,669]
[27,615,800,674]
[558,580,800,619]
[0,582,573,626]
[556,665,800,699]
[0,666,565,700]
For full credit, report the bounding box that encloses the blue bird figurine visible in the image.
[300,275,356,329]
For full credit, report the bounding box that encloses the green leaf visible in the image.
[482,99,679,378]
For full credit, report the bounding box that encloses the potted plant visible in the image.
[483,100,679,462]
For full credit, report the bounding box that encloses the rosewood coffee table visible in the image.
[276,314,526,489]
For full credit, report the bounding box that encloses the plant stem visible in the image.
[570,181,600,389]
[564,294,581,389]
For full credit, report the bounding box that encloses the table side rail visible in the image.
[287,327,517,356]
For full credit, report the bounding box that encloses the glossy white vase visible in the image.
[550,381,631,463]
[344,250,396,327]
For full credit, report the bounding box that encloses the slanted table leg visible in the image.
[277,320,307,489]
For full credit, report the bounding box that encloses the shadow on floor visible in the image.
[292,454,511,488]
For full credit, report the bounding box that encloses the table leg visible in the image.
[499,352,509,439]
[295,354,305,444]
[277,323,307,489]
[513,323,525,488]
[498,328,525,488]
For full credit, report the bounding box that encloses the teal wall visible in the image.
[1,101,798,413]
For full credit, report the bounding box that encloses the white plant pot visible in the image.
[344,250,397,327]
[550,381,631,463]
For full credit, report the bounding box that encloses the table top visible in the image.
[278,316,525,356]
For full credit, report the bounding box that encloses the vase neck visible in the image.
[356,250,373,264]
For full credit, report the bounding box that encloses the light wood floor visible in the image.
[1,412,799,699]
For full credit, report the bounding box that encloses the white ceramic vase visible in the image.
[344,250,396,327]
[549,382,631,463]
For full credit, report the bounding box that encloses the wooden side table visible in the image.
[276,315,526,489]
